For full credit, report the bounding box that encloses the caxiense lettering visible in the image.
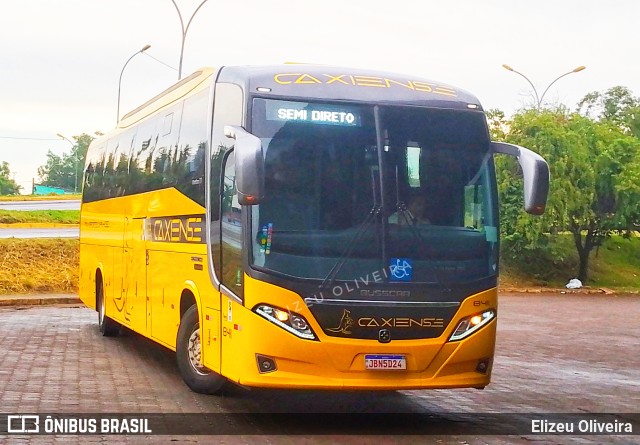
[273,73,457,97]
[357,317,445,328]
[151,216,203,243]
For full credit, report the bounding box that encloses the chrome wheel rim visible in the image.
[187,326,209,375]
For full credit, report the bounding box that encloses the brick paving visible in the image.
[0,293,638,444]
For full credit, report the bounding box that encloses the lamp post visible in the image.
[56,133,77,193]
[502,64,586,110]
[117,44,151,123]
[169,0,209,80]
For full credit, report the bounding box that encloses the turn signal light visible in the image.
[274,308,290,322]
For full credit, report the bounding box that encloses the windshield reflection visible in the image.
[250,98,498,285]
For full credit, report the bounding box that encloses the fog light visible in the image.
[256,354,277,373]
[449,310,495,341]
[476,358,491,374]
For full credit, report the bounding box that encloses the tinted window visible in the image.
[209,83,243,283]
[250,98,497,285]
[220,152,243,295]
[82,91,211,204]
[172,90,208,205]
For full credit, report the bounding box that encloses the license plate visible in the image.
[365,354,406,370]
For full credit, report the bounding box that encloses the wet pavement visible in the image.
[0,293,638,444]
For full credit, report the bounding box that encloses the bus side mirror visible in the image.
[491,142,550,215]
[224,125,264,205]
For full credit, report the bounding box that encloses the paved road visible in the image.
[0,199,80,238]
[0,199,80,211]
[0,227,79,238]
[0,293,638,443]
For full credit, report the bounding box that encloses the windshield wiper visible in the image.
[320,106,389,289]
[319,204,381,289]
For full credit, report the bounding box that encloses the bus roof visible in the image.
[217,64,483,110]
[113,64,483,137]
[118,67,217,129]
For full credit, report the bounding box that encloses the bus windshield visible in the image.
[250,98,498,285]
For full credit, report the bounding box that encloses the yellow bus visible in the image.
[79,65,549,394]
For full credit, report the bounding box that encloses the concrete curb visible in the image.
[0,223,79,229]
[0,294,82,307]
[500,287,639,295]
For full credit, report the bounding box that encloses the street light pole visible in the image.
[56,133,77,193]
[117,44,151,123]
[502,64,586,110]
[169,0,209,80]
[538,66,586,107]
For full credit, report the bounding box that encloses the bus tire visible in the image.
[97,280,120,337]
[176,305,226,394]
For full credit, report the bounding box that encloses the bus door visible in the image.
[203,82,245,372]
[125,216,148,333]
[204,149,241,373]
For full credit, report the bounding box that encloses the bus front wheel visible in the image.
[97,280,119,337]
[176,305,226,394]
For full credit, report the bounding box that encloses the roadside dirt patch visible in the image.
[0,238,78,294]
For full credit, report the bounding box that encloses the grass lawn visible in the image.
[0,235,636,295]
[0,238,78,294]
[500,233,640,291]
[0,210,79,224]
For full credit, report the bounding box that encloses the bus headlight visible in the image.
[254,304,317,340]
[449,309,495,341]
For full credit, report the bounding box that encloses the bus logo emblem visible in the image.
[378,329,391,343]
[326,309,354,335]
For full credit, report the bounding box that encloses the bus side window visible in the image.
[175,90,208,206]
[220,151,243,296]
[464,183,484,230]
[210,82,243,285]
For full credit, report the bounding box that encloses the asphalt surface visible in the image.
[0,292,638,443]
[0,199,80,211]
[0,227,79,239]
[0,199,80,238]
[0,199,80,239]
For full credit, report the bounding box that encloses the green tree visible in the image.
[38,133,96,192]
[500,108,640,283]
[577,86,640,233]
[487,108,526,241]
[577,86,640,138]
[0,161,21,195]
[486,108,508,141]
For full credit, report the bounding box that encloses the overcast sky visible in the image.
[1,0,639,192]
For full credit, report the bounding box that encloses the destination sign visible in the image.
[266,100,361,126]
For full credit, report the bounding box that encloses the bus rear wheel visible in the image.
[176,305,226,394]
[97,279,119,337]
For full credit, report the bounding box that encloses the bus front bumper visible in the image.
[219,310,496,391]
